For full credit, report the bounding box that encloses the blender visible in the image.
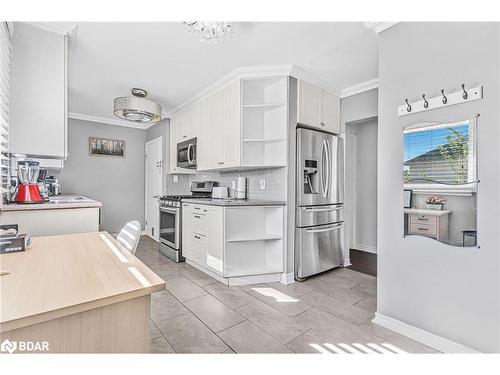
[14,160,44,204]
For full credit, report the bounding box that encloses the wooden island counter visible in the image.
[0,232,165,353]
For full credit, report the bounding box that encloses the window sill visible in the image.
[404,183,477,196]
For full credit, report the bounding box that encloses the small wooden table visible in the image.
[404,208,451,242]
[0,232,165,353]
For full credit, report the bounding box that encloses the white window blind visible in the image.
[403,118,477,187]
[0,22,12,195]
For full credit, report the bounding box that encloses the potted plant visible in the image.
[426,195,447,210]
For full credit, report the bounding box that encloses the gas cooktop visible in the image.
[158,194,212,207]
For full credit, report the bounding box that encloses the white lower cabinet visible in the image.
[181,203,284,285]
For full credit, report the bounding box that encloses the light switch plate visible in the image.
[259,179,266,190]
[173,175,178,183]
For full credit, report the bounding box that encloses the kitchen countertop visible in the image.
[404,208,452,216]
[0,231,165,333]
[0,194,103,212]
[181,198,286,207]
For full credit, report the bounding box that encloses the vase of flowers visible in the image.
[426,196,447,210]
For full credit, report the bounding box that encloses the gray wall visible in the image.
[378,22,500,352]
[341,88,379,258]
[341,88,378,132]
[59,119,146,233]
[146,119,169,195]
[346,119,378,252]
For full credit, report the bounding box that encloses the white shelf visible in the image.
[226,234,283,242]
[241,138,285,143]
[242,103,285,109]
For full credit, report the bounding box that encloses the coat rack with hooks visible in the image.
[398,83,483,117]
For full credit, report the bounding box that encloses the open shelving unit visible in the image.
[224,206,284,277]
[240,77,288,167]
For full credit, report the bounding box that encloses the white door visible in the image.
[145,137,163,241]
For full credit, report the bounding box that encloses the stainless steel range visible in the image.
[158,181,214,262]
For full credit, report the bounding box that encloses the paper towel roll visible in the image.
[235,177,246,199]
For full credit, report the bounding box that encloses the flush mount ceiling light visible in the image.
[183,21,236,44]
[113,88,162,123]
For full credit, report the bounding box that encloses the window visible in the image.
[0,22,12,198]
[403,118,477,195]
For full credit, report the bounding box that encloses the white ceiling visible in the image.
[65,22,379,122]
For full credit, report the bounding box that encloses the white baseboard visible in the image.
[343,258,352,267]
[280,272,295,284]
[372,312,479,353]
[352,243,377,254]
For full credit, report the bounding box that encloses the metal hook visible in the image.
[405,98,412,112]
[422,94,429,108]
[461,83,468,100]
[441,89,448,104]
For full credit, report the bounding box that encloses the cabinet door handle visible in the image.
[194,235,201,239]
[418,227,429,231]
[418,217,429,221]
[218,161,224,165]
[320,122,325,126]
[194,215,201,219]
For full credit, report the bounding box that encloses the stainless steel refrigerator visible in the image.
[295,126,344,280]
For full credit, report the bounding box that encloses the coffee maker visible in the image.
[14,160,44,204]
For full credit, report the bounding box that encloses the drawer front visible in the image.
[409,223,437,237]
[296,204,343,227]
[192,232,207,266]
[410,213,437,226]
[192,212,207,234]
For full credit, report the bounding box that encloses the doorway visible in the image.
[345,118,378,275]
[145,137,163,241]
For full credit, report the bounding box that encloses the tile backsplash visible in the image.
[166,167,287,201]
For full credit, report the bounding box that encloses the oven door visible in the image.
[160,206,180,249]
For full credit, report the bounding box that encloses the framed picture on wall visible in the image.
[404,189,413,208]
[89,137,125,158]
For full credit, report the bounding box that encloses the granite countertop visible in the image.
[181,198,286,207]
[1,194,103,212]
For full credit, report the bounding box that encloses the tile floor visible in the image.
[135,236,438,354]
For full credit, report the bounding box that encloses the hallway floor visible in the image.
[136,236,436,354]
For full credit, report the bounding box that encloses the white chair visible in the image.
[116,220,141,255]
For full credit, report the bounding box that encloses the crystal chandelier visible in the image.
[183,22,236,44]
[114,88,162,123]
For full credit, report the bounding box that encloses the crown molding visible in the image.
[168,65,295,115]
[290,65,341,97]
[170,64,342,115]
[68,112,163,130]
[26,22,77,36]
[340,78,379,98]
[364,22,399,34]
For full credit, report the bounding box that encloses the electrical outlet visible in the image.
[259,179,266,190]
[173,175,178,183]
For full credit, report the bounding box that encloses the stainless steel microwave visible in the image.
[177,138,197,169]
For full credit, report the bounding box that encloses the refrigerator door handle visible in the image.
[306,223,343,233]
[321,139,328,197]
[324,139,331,197]
[302,205,342,212]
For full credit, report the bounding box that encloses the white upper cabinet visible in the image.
[320,90,340,134]
[297,80,321,127]
[9,23,67,159]
[169,75,287,173]
[297,79,340,134]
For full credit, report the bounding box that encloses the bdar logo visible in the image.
[1,339,17,354]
